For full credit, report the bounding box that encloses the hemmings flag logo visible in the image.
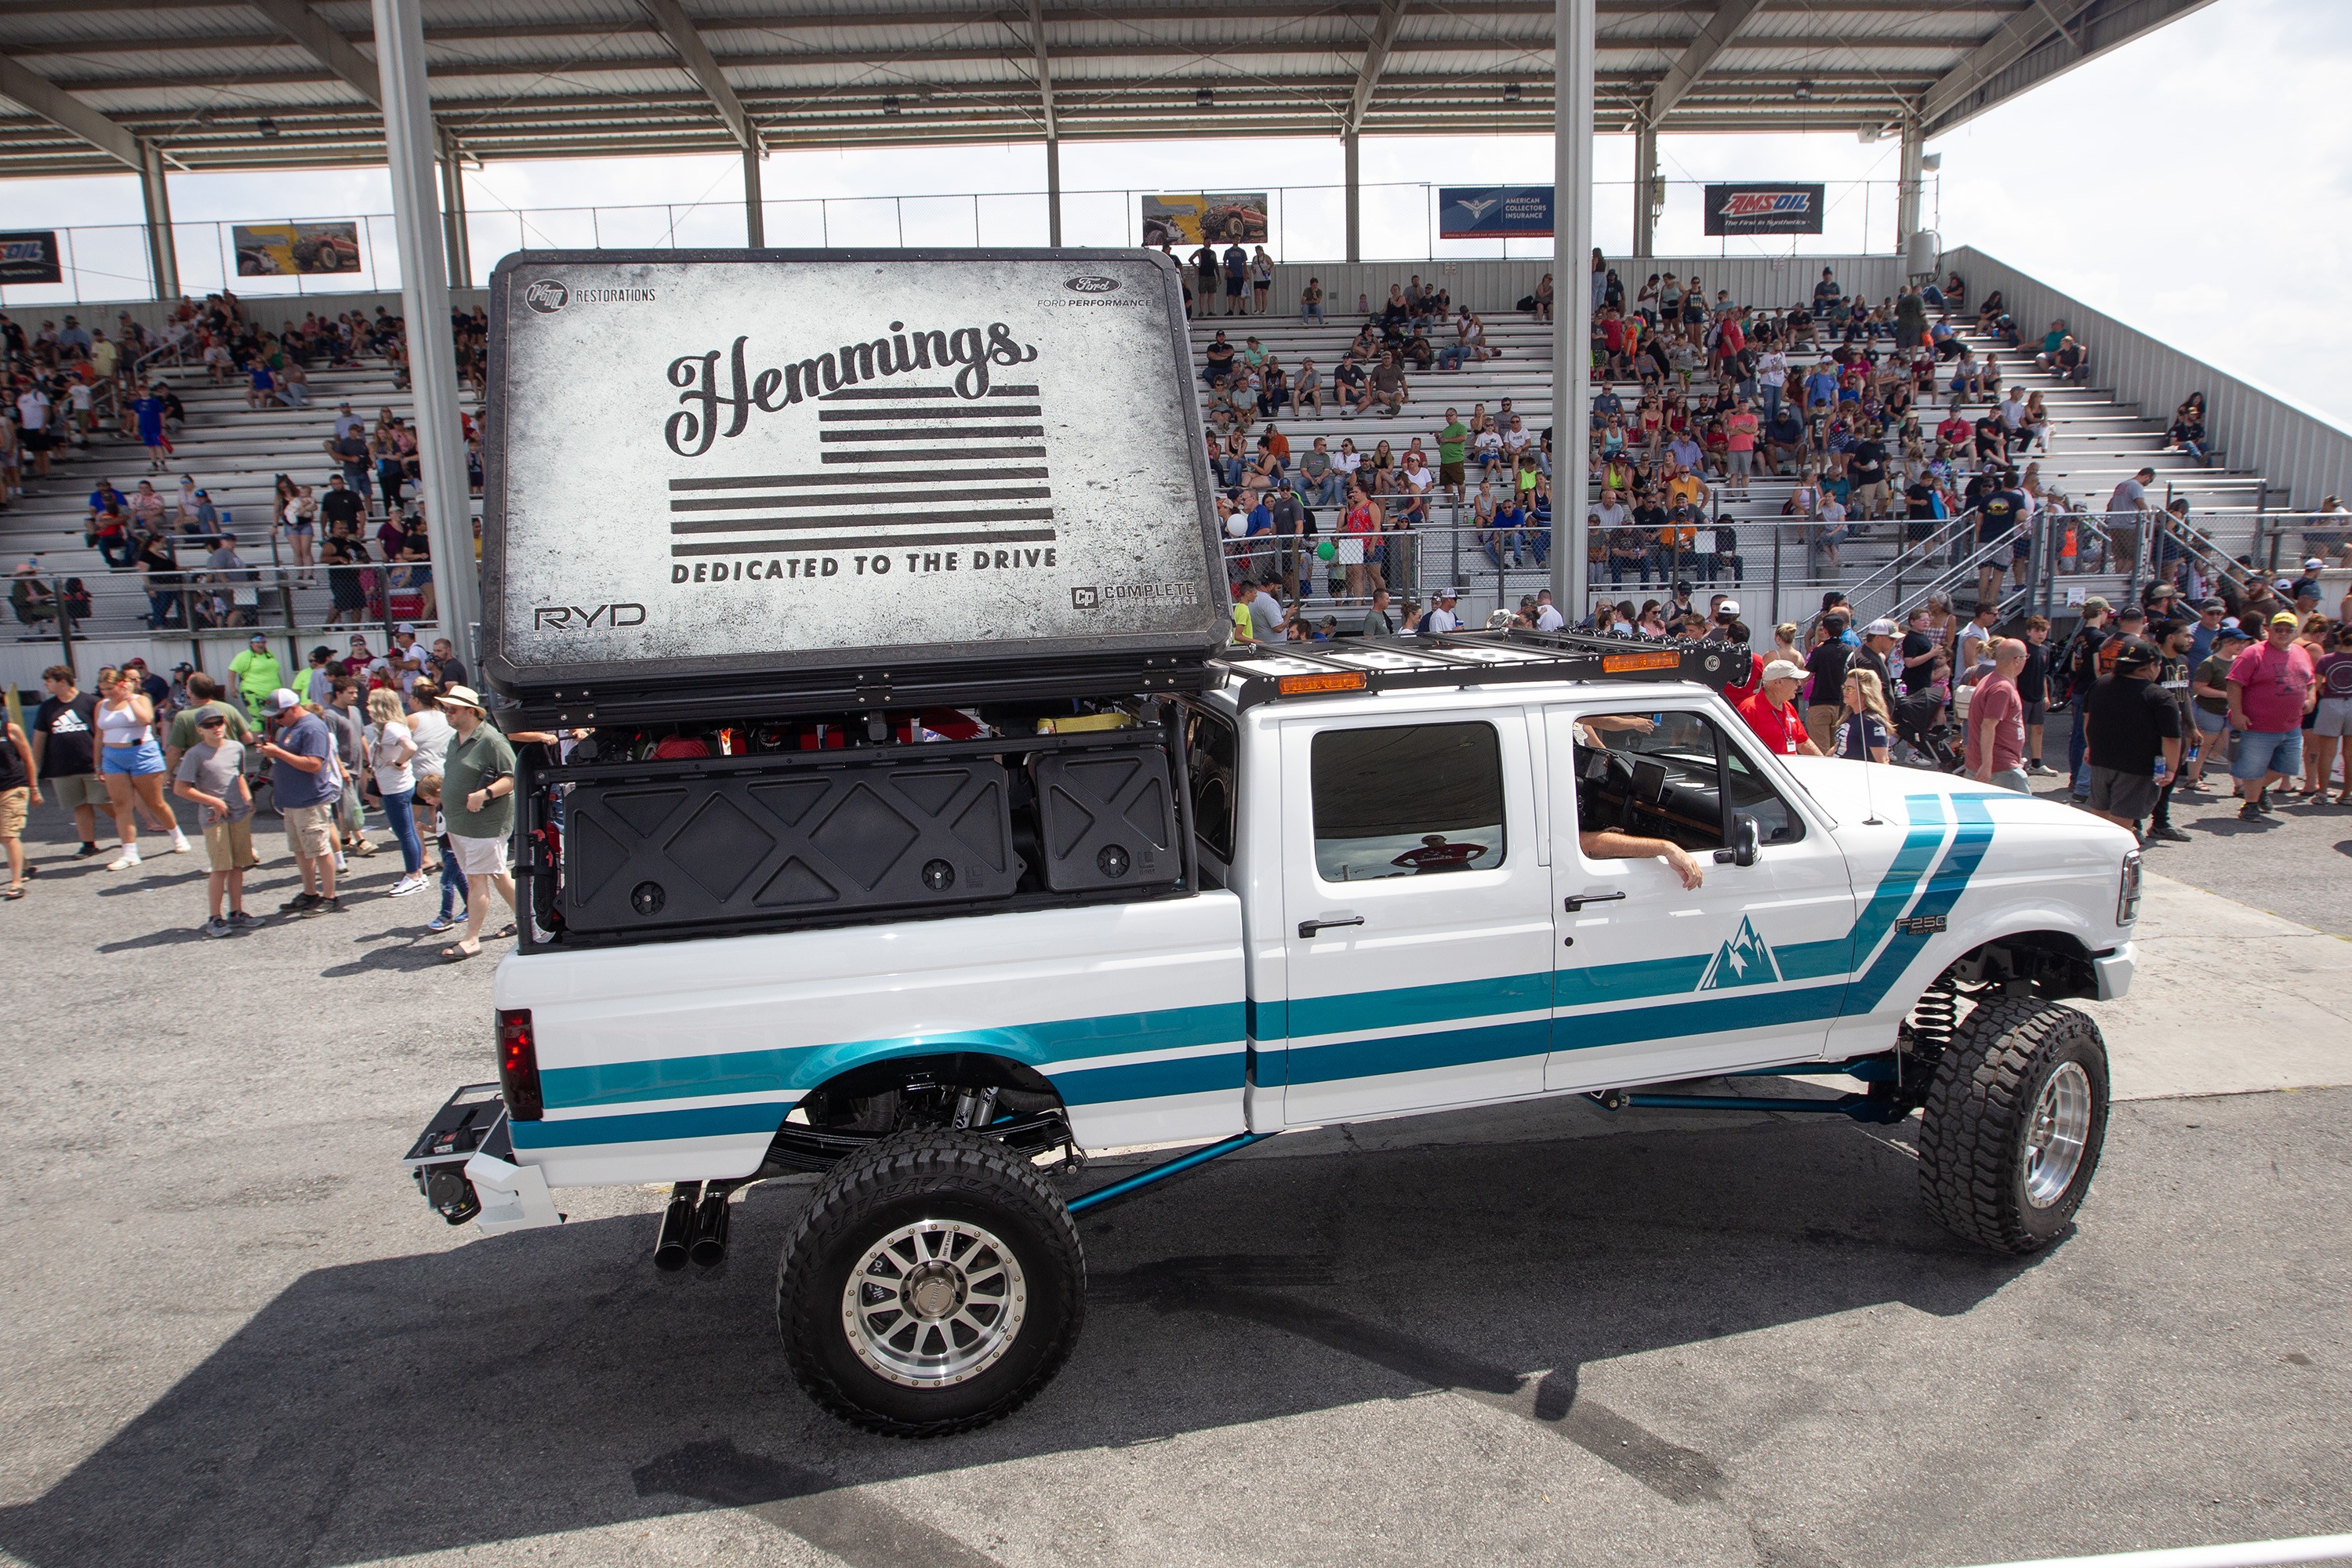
[1703,183,1826,238]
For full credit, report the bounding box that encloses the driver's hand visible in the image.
[1664,844,1706,890]
[1621,715,1657,733]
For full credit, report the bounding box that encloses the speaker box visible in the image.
[1032,745,1179,892]
[561,756,1019,934]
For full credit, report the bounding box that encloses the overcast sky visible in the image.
[5,0,2345,426]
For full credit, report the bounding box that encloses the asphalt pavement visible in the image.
[0,796,2347,1568]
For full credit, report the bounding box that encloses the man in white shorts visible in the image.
[435,684,518,961]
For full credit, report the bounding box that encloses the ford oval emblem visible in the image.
[1064,275,1120,293]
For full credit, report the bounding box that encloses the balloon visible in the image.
[1225,517,1249,538]
[1317,540,1337,560]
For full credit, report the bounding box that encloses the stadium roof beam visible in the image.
[1920,0,2212,133]
[242,0,381,107]
[1642,0,1767,125]
[1344,0,1408,260]
[1026,0,1060,244]
[0,47,176,292]
[634,0,767,241]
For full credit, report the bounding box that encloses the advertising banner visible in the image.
[1438,187,1555,238]
[231,220,365,276]
[1703,184,1826,237]
[1140,194,1269,247]
[0,231,63,285]
[483,251,1224,688]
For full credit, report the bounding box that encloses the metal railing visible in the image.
[0,175,1926,307]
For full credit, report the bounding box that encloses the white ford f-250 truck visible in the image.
[405,249,2143,1438]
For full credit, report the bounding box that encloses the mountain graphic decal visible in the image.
[1697,916,1783,990]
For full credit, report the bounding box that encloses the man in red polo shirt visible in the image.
[1736,659,1822,756]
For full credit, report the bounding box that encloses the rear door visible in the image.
[1272,706,1554,1125]
[1543,700,1858,1089]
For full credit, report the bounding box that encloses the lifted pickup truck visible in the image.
[407,249,2141,1438]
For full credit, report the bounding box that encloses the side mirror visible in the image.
[1733,814,1762,868]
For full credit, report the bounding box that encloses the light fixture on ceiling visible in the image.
[1503,82,1522,102]
[1857,124,1880,143]
[882,95,901,114]
[1196,85,1214,107]
[1920,152,1942,171]
[1792,81,1813,100]
[257,115,278,137]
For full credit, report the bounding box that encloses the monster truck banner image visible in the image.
[0,230,63,285]
[1437,187,1555,238]
[1139,194,1269,246]
[1702,184,1827,237]
[231,221,365,276]
[487,252,1224,682]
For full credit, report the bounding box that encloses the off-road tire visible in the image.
[777,1129,1084,1437]
[1918,996,2110,1254]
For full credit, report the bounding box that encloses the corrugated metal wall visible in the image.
[1947,245,2351,510]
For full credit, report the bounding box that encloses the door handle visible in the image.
[1562,891,1627,913]
[1298,916,1365,938]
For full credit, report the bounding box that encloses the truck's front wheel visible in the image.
[777,1130,1084,1436]
[1917,996,2111,1254]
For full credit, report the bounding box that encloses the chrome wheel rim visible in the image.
[2022,1061,2092,1209]
[841,1220,1028,1388]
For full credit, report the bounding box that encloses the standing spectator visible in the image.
[367,687,428,896]
[435,685,517,961]
[2084,639,2180,839]
[172,710,259,935]
[2063,597,2114,802]
[319,677,372,866]
[428,637,470,691]
[1832,667,1893,762]
[2143,616,2198,843]
[1965,639,2032,794]
[228,632,285,723]
[256,688,342,915]
[0,703,32,899]
[2308,622,2352,804]
[1737,661,1822,756]
[1802,616,1853,753]
[30,667,109,858]
[93,665,188,869]
[2018,615,2054,772]
[2227,612,2318,820]
[2186,622,2249,791]
[1221,241,1248,317]
[2104,466,2157,574]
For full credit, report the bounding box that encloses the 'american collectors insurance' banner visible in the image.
[1438,187,1555,238]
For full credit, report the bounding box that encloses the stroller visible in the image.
[1890,688,1961,773]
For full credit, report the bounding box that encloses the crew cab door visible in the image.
[1272,707,1553,1125]
[1544,700,1857,1090]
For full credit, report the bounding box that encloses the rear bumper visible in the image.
[2092,942,2135,1002]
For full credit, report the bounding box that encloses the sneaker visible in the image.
[2026,760,2055,775]
[426,911,463,933]
[2147,825,2192,844]
[105,849,140,871]
[227,909,261,927]
[387,873,428,897]
[74,842,103,858]
[201,916,233,938]
[333,852,349,874]
[169,830,191,854]
[303,895,345,917]
[278,891,323,913]
[2238,802,2268,822]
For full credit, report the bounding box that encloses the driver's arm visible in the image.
[1578,830,1704,890]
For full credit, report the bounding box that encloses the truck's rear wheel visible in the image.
[777,1129,1084,1436]
[1917,996,2110,1254]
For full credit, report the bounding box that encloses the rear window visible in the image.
[1309,722,1505,883]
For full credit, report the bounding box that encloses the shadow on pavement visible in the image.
[0,1114,2035,1567]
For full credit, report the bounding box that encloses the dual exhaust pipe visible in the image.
[654,1181,731,1271]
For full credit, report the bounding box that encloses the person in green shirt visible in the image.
[227,633,285,724]
[1436,407,1469,506]
[436,684,517,961]
[162,673,254,774]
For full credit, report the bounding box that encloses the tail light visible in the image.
[498,1008,544,1120]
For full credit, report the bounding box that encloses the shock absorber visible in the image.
[1902,975,1960,1089]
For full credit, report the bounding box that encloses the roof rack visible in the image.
[1210,629,1750,710]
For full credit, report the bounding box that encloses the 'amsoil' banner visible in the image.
[1703,184,1825,237]
[0,231,63,285]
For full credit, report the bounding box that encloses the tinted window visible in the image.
[1310,722,1505,883]
[1185,705,1238,865]
[1570,710,1802,851]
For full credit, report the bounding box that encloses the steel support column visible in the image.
[743,145,765,245]
[371,0,480,658]
[1896,116,1925,262]
[138,140,179,300]
[1632,122,1657,259]
[1550,0,1593,619]
[1044,135,1062,245]
[1344,129,1362,263]
[438,134,472,289]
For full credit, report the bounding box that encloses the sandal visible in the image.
[2,887,23,901]
[440,941,482,963]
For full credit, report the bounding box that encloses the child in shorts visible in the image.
[171,710,258,935]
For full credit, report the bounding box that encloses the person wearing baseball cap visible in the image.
[1422,588,1461,636]
[1736,659,1823,757]
[2225,609,2320,819]
[2187,621,2255,790]
[435,685,518,960]
[255,687,343,915]
[2082,637,2179,839]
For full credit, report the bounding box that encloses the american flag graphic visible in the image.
[666,383,1054,557]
